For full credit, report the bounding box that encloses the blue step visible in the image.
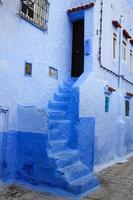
[58,87,71,95]
[48,110,66,120]
[58,162,89,182]
[48,120,71,131]
[48,101,68,111]
[48,130,69,140]
[54,93,70,102]
[63,81,74,88]
[54,150,80,168]
[48,140,68,153]
[69,174,99,194]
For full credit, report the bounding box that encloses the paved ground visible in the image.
[0,157,133,200]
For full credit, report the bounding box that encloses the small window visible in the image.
[25,62,32,76]
[20,0,49,30]
[21,0,34,19]
[113,33,117,59]
[105,96,110,113]
[49,67,58,80]
[125,100,130,117]
[130,50,133,72]
[122,41,127,61]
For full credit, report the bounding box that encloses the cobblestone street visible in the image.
[0,157,133,200]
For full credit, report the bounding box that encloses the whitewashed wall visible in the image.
[79,0,133,166]
[0,0,74,130]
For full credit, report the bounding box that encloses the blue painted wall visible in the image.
[1,131,58,187]
[0,116,96,191]
[78,118,95,172]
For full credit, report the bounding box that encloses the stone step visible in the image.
[69,174,99,195]
[47,110,67,120]
[48,130,68,140]
[48,101,68,111]
[54,93,70,102]
[48,140,68,153]
[58,162,89,182]
[63,81,74,88]
[54,150,80,168]
[58,86,71,94]
[48,119,71,130]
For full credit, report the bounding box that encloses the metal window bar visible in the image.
[20,0,49,30]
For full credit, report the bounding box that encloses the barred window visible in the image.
[20,0,49,30]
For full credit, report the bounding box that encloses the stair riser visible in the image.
[48,103,68,111]
[70,177,99,194]
[49,131,69,140]
[48,143,67,153]
[49,114,66,120]
[65,168,89,182]
[54,94,70,102]
[56,154,79,168]
[63,83,73,88]
[49,121,71,131]
[58,87,71,94]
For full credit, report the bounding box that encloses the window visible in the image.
[130,50,133,72]
[113,33,117,59]
[105,96,110,113]
[20,0,49,30]
[125,100,130,117]
[49,67,58,80]
[25,62,32,76]
[122,41,127,61]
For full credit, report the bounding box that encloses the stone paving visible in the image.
[0,157,133,200]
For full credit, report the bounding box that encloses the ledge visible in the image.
[104,85,116,95]
[130,39,133,45]
[67,2,95,14]
[112,20,122,28]
[126,92,133,97]
[123,29,132,39]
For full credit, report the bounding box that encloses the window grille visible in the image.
[113,33,117,59]
[130,50,133,72]
[125,100,130,117]
[122,41,127,61]
[105,96,110,113]
[20,0,49,30]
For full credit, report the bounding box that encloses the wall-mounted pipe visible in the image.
[98,0,103,66]
[0,106,9,179]
[98,0,133,86]
[0,106,9,132]
[118,16,123,88]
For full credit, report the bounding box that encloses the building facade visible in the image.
[0,0,133,196]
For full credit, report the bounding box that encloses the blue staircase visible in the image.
[47,80,99,195]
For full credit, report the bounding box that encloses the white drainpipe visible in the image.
[0,106,9,178]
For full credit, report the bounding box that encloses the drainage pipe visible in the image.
[0,106,9,179]
[98,0,103,66]
[118,16,123,87]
